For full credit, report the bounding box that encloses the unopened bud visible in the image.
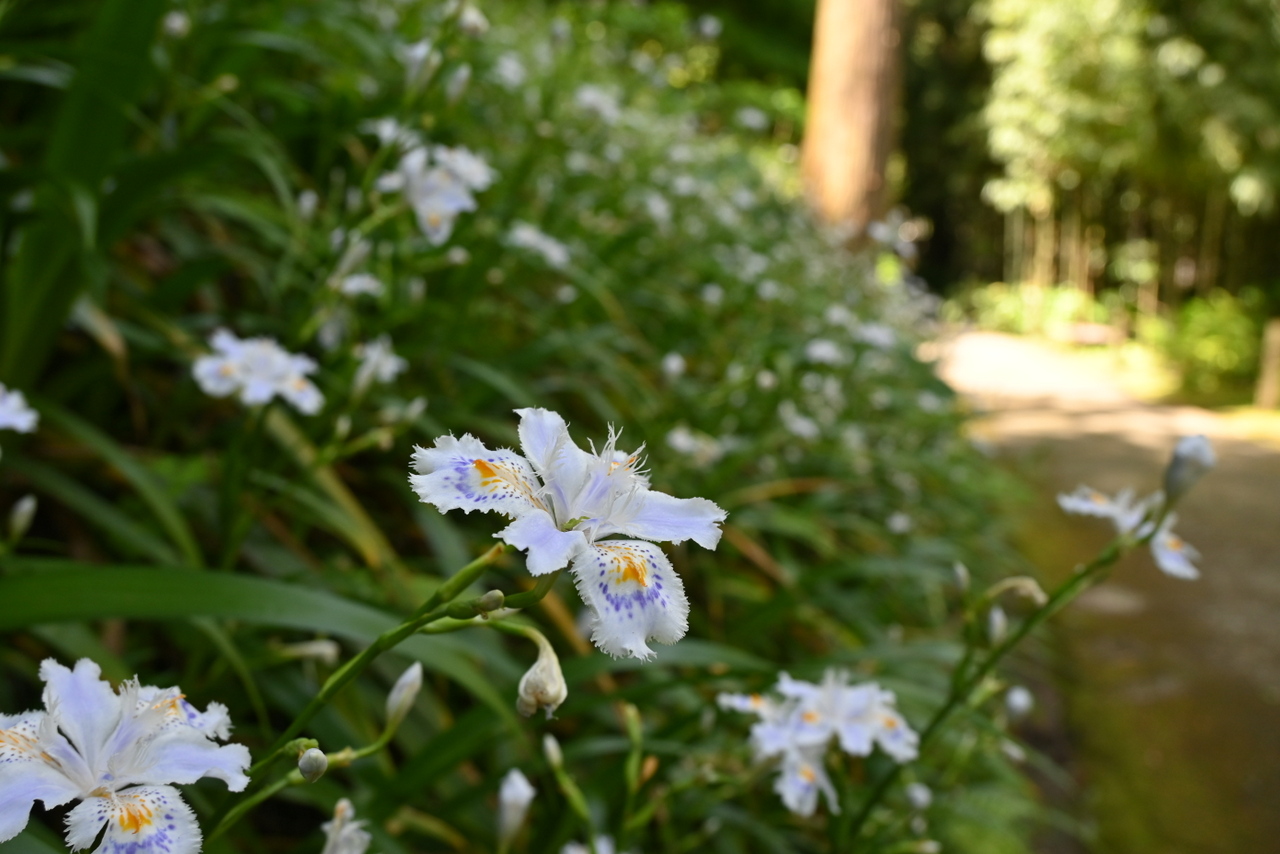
[476,589,505,613]
[8,494,36,542]
[385,661,423,730]
[277,639,341,666]
[953,561,970,591]
[298,747,328,783]
[987,604,1008,645]
[457,4,489,36]
[1164,434,1215,506]
[516,630,567,719]
[497,768,536,847]
[986,575,1048,607]
[1006,685,1035,718]
[542,733,563,768]
[905,782,933,811]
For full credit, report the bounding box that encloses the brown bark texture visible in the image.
[802,0,901,232]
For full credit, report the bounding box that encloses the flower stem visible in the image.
[249,544,508,775]
[845,535,1130,845]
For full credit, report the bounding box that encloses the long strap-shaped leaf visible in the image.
[0,562,514,722]
[0,0,165,385]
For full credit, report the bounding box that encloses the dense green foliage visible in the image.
[0,1,1057,853]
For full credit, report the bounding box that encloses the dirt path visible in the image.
[935,331,1280,854]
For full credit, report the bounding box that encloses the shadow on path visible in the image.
[936,331,1280,854]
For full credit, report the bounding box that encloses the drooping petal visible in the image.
[773,748,838,817]
[65,787,200,854]
[608,490,726,550]
[191,355,239,398]
[872,705,919,763]
[1150,528,1201,580]
[0,712,83,842]
[498,511,587,576]
[1056,485,1126,518]
[410,434,545,518]
[40,659,122,776]
[571,540,688,659]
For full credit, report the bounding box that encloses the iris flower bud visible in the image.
[516,630,568,719]
[1163,435,1215,506]
[385,661,423,730]
[299,747,328,783]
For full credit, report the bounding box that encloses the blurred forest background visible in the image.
[703,0,1280,404]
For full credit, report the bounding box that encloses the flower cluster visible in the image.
[193,328,324,414]
[0,382,38,433]
[376,143,494,244]
[410,407,727,659]
[718,669,919,816]
[0,658,251,854]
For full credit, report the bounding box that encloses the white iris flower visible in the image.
[0,383,38,433]
[193,328,324,415]
[718,669,919,816]
[410,408,726,659]
[0,658,250,853]
[1057,485,1203,579]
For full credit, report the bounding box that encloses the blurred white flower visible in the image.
[493,53,527,89]
[0,383,38,433]
[735,106,770,132]
[334,273,384,298]
[297,189,319,221]
[661,352,686,379]
[887,511,913,534]
[666,425,726,468]
[508,221,570,268]
[498,769,536,848]
[1057,485,1202,579]
[321,799,370,854]
[1005,685,1034,718]
[457,3,489,36]
[163,10,191,38]
[574,84,622,124]
[644,191,673,229]
[354,335,408,393]
[757,279,782,300]
[0,658,250,853]
[360,117,419,149]
[700,283,724,306]
[410,408,726,659]
[194,328,323,414]
[445,63,472,102]
[562,837,625,854]
[905,782,933,810]
[779,401,820,440]
[755,369,778,391]
[399,39,442,91]
[718,669,919,816]
[378,148,477,244]
[804,338,846,365]
[853,322,897,349]
[696,14,723,39]
[432,144,496,191]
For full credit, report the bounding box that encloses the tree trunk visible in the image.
[1255,319,1280,409]
[802,0,901,234]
